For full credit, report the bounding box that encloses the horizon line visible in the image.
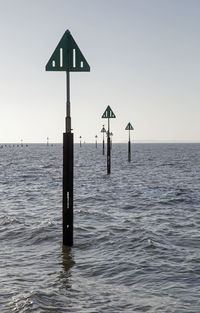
[1,140,200,145]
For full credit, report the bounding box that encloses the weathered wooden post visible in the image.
[46,30,90,246]
[125,122,134,162]
[102,106,116,174]
[101,125,106,155]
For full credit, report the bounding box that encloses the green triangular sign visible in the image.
[101,127,106,133]
[102,106,116,118]
[46,30,90,72]
[125,122,134,130]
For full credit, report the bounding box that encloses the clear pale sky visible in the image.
[0,0,200,143]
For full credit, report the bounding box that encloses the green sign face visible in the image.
[125,122,134,130]
[46,30,90,72]
[102,106,116,118]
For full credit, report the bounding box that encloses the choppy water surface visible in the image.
[0,143,200,312]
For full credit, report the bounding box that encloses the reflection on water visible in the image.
[58,246,75,292]
[61,246,75,273]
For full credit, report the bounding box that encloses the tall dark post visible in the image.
[107,119,111,174]
[103,136,105,155]
[46,29,90,246]
[102,106,116,174]
[125,122,134,163]
[63,71,73,246]
[128,130,131,162]
[79,136,82,147]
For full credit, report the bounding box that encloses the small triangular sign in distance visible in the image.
[102,106,116,118]
[45,30,90,72]
[125,122,134,130]
[101,127,106,133]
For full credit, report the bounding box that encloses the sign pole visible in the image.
[107,118,111,174]
[66,71,71,132]
[101,125,106,155]
[103,131,105,155]
[63,70,73,246]
[46,29,90,247]
[128,129,131,162]
[125,122,134,163]
[95,135,98,148]
[102,106,116,174]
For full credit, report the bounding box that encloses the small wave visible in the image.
[9,292,34,313]
[9,290,67,313]
[42,164,54,169]
[25,221,58,245]
[0,215,24,226]
[160,197,185,204]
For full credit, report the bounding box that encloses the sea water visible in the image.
[0,143,200,312]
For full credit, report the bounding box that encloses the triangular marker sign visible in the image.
[125,122,134,130]
[46,30,90,72]
[102,106,116,118]
[101,127,106,133]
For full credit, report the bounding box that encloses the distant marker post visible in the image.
[95,135,98,148]
[46,30,90,246]
[101,125,106,155]
[102,106,116,174]
[125,122,134,162]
